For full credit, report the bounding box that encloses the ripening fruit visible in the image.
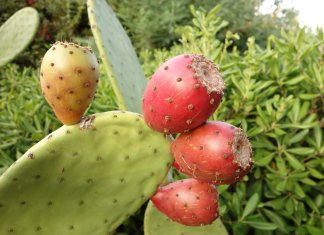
[151,178,219,226]
[171,121,253,185]
[40,41,99,125]
[142,54,225,134]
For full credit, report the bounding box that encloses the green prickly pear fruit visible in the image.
[40,41,99,125]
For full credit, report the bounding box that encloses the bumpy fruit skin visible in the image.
[142,54,225,134]
[171,121,253,185]
[40,41,99,125]
[151,178,219,226]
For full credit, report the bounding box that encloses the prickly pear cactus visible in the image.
[0,111,172,235]
[87,0,147,113]
[144,201,228,235]
[0,7,39,67]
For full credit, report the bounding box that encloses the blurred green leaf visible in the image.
[315,195,323,208]
[275,157,288,175]
[232,193,241,218]
[266,197,286,210]
[255,153,275,166]
[285,197,294,215]
[284,152,305,170]
[262,208,291,234]
[313,125,323,149]
[300,178,317,186]
[299,94,320,100]
[308,168,324,179]
[304,196,320,214]
[306,226,324,235]
[288,129,309,145]
[284,76,305,85]
[241,193,260,219]
[294,183,306,198]
[287,148,315,155]
[244,220,278,230]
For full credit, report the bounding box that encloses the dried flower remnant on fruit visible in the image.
[191,55,225,95]
[232,128,253,170]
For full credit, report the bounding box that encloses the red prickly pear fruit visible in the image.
[40,41,99,125]
[171,121,253,185]
[151,178,219,226]
[142,54,225,134]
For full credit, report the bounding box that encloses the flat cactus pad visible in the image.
[87,0,147,113]
[0,7,39,67]
[0,111,172,235]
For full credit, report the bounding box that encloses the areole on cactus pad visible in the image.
[0,111,172,235]
[142,54,225,134]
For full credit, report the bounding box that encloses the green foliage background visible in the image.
[0,1,323,235]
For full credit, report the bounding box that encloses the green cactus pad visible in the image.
[144,201,228,235]
[0,7,39,67]
[87,0,147,113]
[0,111,172,235]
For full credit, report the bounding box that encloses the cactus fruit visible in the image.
[0,7,39,67]
[40,41,99,125]
[151,179,219,226]
[87,0,147,113]
[171,121,253,185]
[144,201,228,235]
[0,111,173,235]
[142,54,225,134]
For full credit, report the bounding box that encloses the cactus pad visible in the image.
[144,201,228,235]
[87,0,147,113]
[0,111,172,235]
[0,7,39,67]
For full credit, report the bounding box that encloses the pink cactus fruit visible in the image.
[171,121,253,185]
[151,178,219,226]
[142,54,225,134]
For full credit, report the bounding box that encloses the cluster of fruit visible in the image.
[142,54,254,226]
